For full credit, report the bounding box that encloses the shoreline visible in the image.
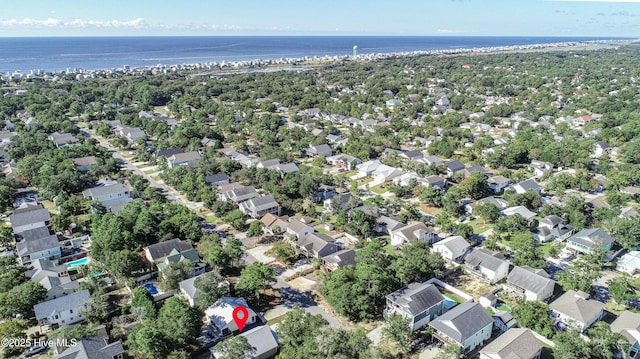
[1,38,636,83]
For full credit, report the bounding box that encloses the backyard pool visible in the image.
[65,257,91,269]
[443,298,458,310]
[144,283,159,295]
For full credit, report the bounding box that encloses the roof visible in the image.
[16,226,53,242]
[205,173,229,185]
[433,236,470,254]
[34,290,90,321]
[309,144,332,154]
[51,337,124,359]
[393,222,431,242]
[386,282,445,316]
[501,206,536,221]
[477,196,508,209]
[168,151,201,164]
[322,249,357,269]
[240,195,280,212]
[507,266,554,295]
[9,204,51,229]
[445,160,465,172]
[611,310,640,345]
[297,232,336,254]
[567,228,615,249]
[16,232,59,256]
[466,248,508,272]
[488,175,510,185]
[288,219,311,235]
[144,239,194,262]
[429,302,493,345]
[50,132,77,146]
[617,251,640,272]
[82,183,130,199]
[72,156,97,167]
[480,328,543,359]
[514,179,540,192]
[154,148,184,158]
[539,215,563,227]
[237,326,279,358]
[549,290,604,323]
[204,296,254,330]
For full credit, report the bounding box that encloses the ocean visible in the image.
[0,36,628,74]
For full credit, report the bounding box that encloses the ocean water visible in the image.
[0,36,627,73]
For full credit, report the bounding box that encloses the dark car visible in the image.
[24,344,47,358]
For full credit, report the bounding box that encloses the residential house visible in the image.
[374,215,405,235]
[51,337,125,359]
[260,213,289,235]
[500,206,537,226]
[617,251,640,275]
[239,195,281,218]
[167,151,201,168]
[154,148,184,159]
[480,328,543,359]
[432,236,470,262]
[422,155,445,166]
[9,204,51,234]
[271,162,299,176]
[34,289,91,329]
[326,153,361,171]
[566,228,615,253]
[296,232,338,258]
[179,271,229,307]
[492,311,518,332]
[155,244,205,278]
[611,311,640,359]
[204,297,258,336]
[535,215,574,243]
[549,290,605,332]
[429,302,493,353]
[445,160,465,177]
[144,238,195,262]
[371,164,403,183]
[477,196,509,210]
[393,172,422,187]
[424,175,447,190]
[508,179,541,195]
[72,156,98,172]
[356,160,384,177]
[390,222,436,247]
[256,159,280,169]
[15,227,61,265]
[488,176,511,194]
[324,192,358,214]
[385,282,446,331]
[212,326,279,359]
[49,132,77,148]
[218,184,259,203]
[307,144,333,158]
[322,249,357,272]
[205,173,230,187]
[82,182,132,214]
[286,219,314,240]
[463,165,490,178]
[315,184,337,203]
[529,160,553,178]
[399,150,425,162]
[26,258,77,301]
[116,127,146,142]
[594,141,611,157]
[621,186,640,196]
[505,266,555,302]
[464,249,510,284]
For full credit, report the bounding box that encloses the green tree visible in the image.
[511,300,554,338]
[553,329,593,359]
[267,240,298,265]
[127,325,167,359]
[223,210,247,230]
[246,220,264,238]
[511,232,545,268]
[392,240,446,285]
[474,202,500,223]
[108,249,146,279]
[608,277,633,310]
[213,335,256,359]
[236,262,276,305]
[159,260,194,292]
[194,271,229,311]
[156,297,200,350]
[131,286,157,321]
[0,320,28,357]
[382,314,414,356]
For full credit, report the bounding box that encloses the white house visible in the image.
[204,297,258,336]
[480,328,543,359]
[505,266,555,302]
[212,326,279,359]
[82,182,133,213]
[384,282,446,331]
[430,302,493,353]
[390,222,436,247]
[487,176,511,194]
[549,290,605,332]
[594,141,611,157]
[432,236,470,262]
[34,290,91,329]
[9,204,51,234]
[464,249,510,284]
[617,251,640,275]
[611,311,640,359]
[529,160,553,178]
[286,219,314,240]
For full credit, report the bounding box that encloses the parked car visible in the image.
[24,344,47,358]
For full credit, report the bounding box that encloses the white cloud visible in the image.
[0,17,148,29]
[436,28,464,34]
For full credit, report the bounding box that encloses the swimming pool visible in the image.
[144,283,159,295]
[443,298,457,310]
[65,257,91,269]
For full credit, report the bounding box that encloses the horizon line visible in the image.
[0,34,636,38]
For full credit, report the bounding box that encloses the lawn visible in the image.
[143,169,157,174]
[443,292,465,304]
[383,244,401,257]
[468,218,493,234]
[539,242,563,258]
[205,215,219,223]
[370,186,388,195]
[357,177,374,186]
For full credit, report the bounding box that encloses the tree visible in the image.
[246,220,263,238]
[156,297,200,350]
[557,249,604,293]
[459,172,490,200]
[392,240,445,285]
[276,309,328,353]
[223,210,247,230]
[587,322,630,359]
[267,240,298,265]
[236,262,276,305]
[474,202,500,223]
[159,260,194,292]
[127,325,167,359]
[131,286,157,321]
[608,277,633,310]
[0,320,28,357]
[213,335,256,359]
[511,232,545,268]
[382,314,414,356]
[194,271,229,311]
[511,300,554,338]
[108,249,146,279]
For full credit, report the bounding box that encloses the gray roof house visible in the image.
[307,144,333,158]
[82,182,132,214]
[566,228,614,253]
[610,311,640,359]
[27,259,78,301]
[506,266,555,302]
[508,179,541,195]
[479,328,543,359]
[144,238,194,262]
[212,325,279,359]
[9,204,51,234]
[239,194,281,218]
[488,175,511,194]
[549,290,605,332]
[296,232,338,258]
[16,227,61,265]
[322,249,357,272]
[34,289,91,328]
[205,173,230,187]
[49,132,77,148]
[430,302,494,353]
[445,160,465,177]
[465,249,510,284]
[390,222,436,247]
[385,282,446,331]
[432,235,470,262]
[219,185,259,203]
[167,151,201,168]
[536,215,574,243]
[51,337,125,359]
[179,271,229,307]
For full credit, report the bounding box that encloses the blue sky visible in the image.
[0,0,638,37]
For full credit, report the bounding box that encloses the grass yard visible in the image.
[143,168,157,174]
[443,271,497,300]
[468,218,494,234]
[443,292,465,304]
[205,215,219,223]
[370,186,388,195]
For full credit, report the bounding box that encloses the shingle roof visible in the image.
[322,249,356,269]
[433,236,470,254]
[9,204,50,229]
[507,266,554,296]
[610,310,640,346]
[386,282,445,316]
[480,328,542,359]
[52,337,124,359]
[205,173,229,185]
[549,290,604,324]
[465,248,508,272]
[567,228,615,250]
[72,156,97,167]
[393,222,431,242]
[237,326,279,358]
[16,232,59,256]
[297,232,336,254]
[241,195,280,212]
[34,290,90,321]
[429,302,493,344]
[144,239,194,262]
[82,183,130,199]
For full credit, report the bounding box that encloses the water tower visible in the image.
[353,45,358,57]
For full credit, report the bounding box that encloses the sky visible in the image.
[0,0,639,37]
